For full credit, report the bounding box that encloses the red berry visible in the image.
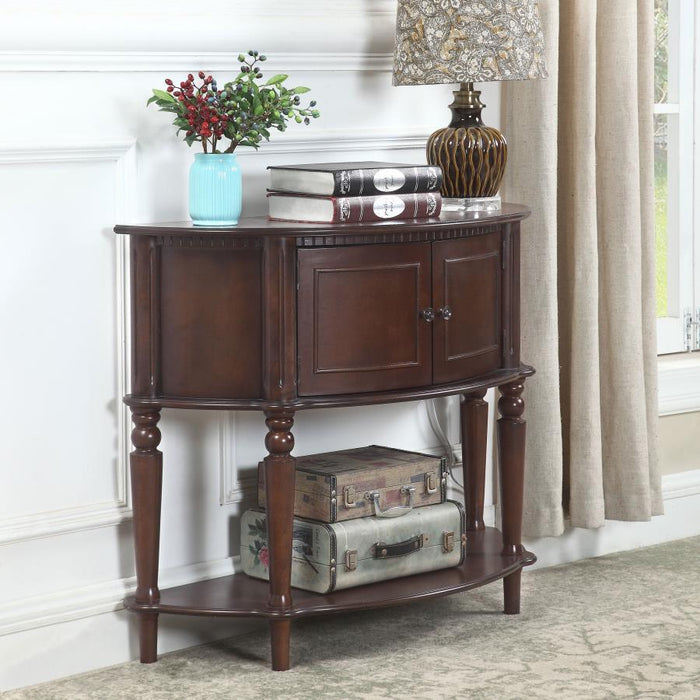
[167,86,174,92]
[198,71,205,79]
[165,78,173,86]
[188,74,194,81]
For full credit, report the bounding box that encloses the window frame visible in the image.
[657,0,700,416]
[656,0,695,356]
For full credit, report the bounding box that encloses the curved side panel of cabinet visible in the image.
[158,239,264,399]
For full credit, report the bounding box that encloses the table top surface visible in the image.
[114,203,531,236]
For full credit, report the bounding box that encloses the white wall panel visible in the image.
[0,1,397,54]
[0,144,133,537]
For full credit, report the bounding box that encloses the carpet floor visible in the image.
[5,536,700,699]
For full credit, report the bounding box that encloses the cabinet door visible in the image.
[432,233,502,384]
[298,243,432,395]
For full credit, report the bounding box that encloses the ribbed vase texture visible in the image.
[189,153,242,226]
[427,126,507,198]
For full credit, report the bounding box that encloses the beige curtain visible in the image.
[502,0,664,537]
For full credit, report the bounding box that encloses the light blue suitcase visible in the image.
[241,500,466,594]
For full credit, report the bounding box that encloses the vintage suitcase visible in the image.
[258,445,447,523]
[241,500,466,594]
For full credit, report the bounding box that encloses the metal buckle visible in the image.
[442,531,455,553]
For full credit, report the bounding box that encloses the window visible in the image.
[655,0,697,354]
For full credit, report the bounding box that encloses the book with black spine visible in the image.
[267,161,442,197]
[266,191,442,224]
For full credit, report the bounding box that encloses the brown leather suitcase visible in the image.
[258,444,447,523]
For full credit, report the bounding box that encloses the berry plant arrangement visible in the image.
[148,51,319,154]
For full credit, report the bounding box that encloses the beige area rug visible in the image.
[6,537,700,700]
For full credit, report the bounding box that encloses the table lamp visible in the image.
[393,0,547,211]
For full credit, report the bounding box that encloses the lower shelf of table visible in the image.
[125,528,536,620]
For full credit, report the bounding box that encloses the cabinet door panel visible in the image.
[433,233,502,383]
[298,244,431,395]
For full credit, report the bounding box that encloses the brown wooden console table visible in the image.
[115,203,535,671]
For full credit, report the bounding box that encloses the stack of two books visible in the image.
[266,161,443,223]
[241,445,466,594]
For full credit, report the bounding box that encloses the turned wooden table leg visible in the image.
[461,390,488,531]
[497,379,526,615]
[130,407,163,662]
[263,410,296,671]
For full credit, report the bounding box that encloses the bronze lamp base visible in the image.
[427,83,507,199]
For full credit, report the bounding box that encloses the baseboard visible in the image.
[2,470,699,692]
[0,556,257,692]
[523,469,700,570]
[0,606,261,693]
[0,556,239,638]
[660,468,700,499]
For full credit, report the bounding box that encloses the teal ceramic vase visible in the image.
[189,153,242,226]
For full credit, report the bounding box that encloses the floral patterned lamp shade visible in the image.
[393,0,547,205]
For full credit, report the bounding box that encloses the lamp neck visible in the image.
[448,82,485,127]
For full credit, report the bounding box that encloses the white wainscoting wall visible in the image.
[1,1,699,692]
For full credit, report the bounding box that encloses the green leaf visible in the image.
[152,88,177,103]
[291,86,311,94]
[265,74,288,86]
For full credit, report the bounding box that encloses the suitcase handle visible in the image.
[372,533,424,559]
[367,486,415,518]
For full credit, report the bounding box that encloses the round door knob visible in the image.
[438,306,453,320]
[420,308,435,323]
